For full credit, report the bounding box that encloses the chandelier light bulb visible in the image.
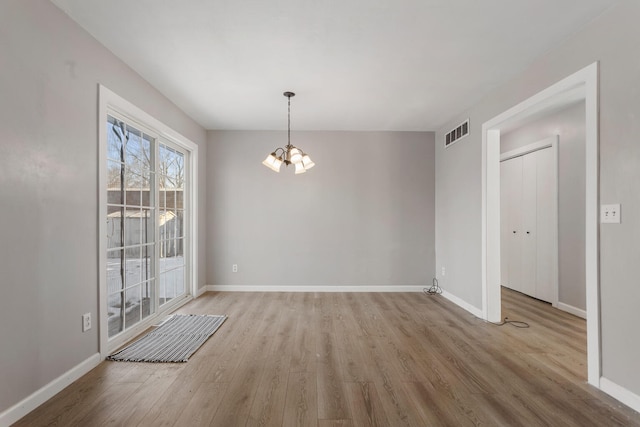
[289,147,302,164]
[262,152,282,172]
[302,154,315,169]
[294,161,306,174]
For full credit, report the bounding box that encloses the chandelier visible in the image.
[262,91,315,174]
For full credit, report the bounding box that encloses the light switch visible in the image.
[601,204,621,224]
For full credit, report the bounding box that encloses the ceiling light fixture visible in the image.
[262,91,315,174]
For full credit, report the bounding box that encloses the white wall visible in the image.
[0,0,206,414]
[501,102,586,312]
[436,0,640,397]
[207,130,435,289]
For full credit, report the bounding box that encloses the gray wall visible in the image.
[435,0,640,396]
[0,1,207,413]
[501,102,586,311]
[207,130,435,288]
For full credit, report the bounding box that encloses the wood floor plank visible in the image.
[246,331,294,427]
[334,331,371,383]
[203,294,266,382]
[316,332,350,420]
[345,382,389,427]
[252,292,286,337]
[373,379,428,427]
[344,293,387,338]
[171,382,228,427]
[141,354,217,426]
[14,288,640,427]
[416,378,505,427]
[68,381,142,426]
[289,309,317,373]
[208,333,272,426]
[469,391,546,427]
[99,363,185,426]
[282,372,317,427]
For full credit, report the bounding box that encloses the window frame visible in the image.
[98,85,199,356]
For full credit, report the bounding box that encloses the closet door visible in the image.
[535,147,557,303]
[520,153,538,298]
[500,156,523,293]
[500,139,558,305]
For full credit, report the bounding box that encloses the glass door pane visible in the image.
[158,142,187,306]
[106,115,156,338]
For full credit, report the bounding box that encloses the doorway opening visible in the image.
[481,62,600,386]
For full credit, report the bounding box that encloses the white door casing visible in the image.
[482,62,599,386]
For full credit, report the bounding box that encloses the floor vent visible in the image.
[445,119,469,147]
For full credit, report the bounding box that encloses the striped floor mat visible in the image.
[107,314,227,362]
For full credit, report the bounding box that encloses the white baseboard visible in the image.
[195,285,208,297]
[600,377,640,413]
[0,353,101,426]
[556,302,587,319]
[205,285,426,293]
[441,289,484,318]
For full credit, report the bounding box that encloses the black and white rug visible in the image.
[107,314,227,363]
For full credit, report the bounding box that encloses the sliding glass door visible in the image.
[105,114,188,339]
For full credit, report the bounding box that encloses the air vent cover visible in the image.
[445,119,469,147]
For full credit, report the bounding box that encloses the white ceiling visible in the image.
[51,0,617,131]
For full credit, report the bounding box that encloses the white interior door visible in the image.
[535,147,557,303]
[520,153,538,298]
[501,156,523,292]
[500,137,558,304]
[500,163,510,288]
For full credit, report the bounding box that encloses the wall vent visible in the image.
[445,119,469,147]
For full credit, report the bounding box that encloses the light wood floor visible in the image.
[15,288,640,426]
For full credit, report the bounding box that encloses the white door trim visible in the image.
[481,62,600,386]
[500,135,557,162]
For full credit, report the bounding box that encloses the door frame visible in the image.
[98,85,199,358]
[481,62,600,386]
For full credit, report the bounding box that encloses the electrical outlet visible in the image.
[441,266,446,276]
[232,264,238,273]
[82,313,91,332]
[601,204,621,223]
